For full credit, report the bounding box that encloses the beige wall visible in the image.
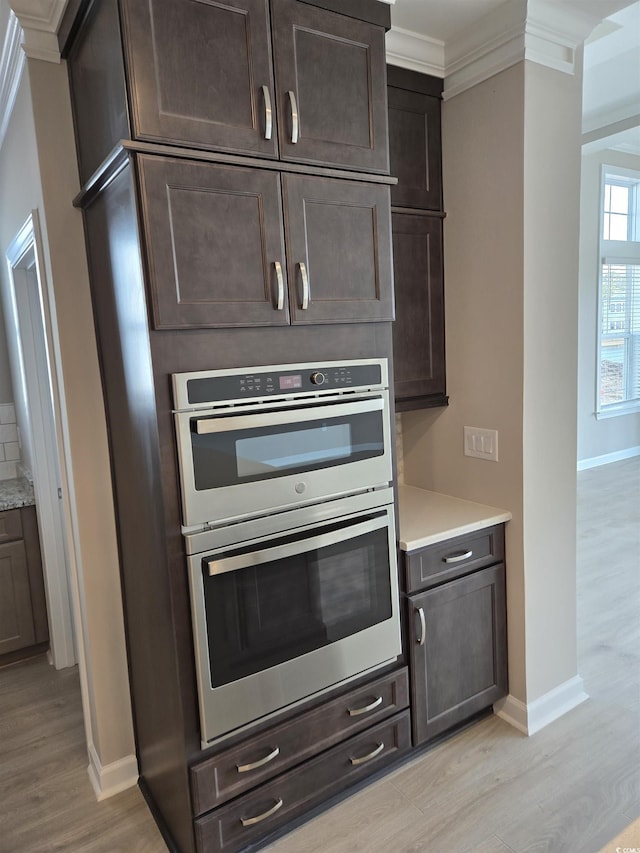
[578,148,640,463]
[522,59,581,701]
[0,56,135,770]
[402,63,527,700]
[403,58,583,707]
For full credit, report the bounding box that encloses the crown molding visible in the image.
[0,10,25,150]
[386,0,607,101]
[7,0,68,61]
[386,26,445,78]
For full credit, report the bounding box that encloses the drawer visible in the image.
[405,524,505,593]
[191,668,409,815]
[0,509,23,545]
[194,710,412,853]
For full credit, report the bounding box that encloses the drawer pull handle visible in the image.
[348,696,383,717]
[443,549,473,564]
[262,85,273,140]
[287,90,299,143]
[349,741,384,766]
[236,746,280,773]
[416,607,426,647]
[240,797,283,827]
[274,261,285,310]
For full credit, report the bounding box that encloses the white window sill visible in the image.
[596,401,640,419]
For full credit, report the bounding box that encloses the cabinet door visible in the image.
[137,155,289,329]
[0,540,35,656]
[120,0,278,158]
[392,213,446,409]
[409,564,508,746]
[388,80,442,210]
[283,174,394,324]
[271,0,388,173]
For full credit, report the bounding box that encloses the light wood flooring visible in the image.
[0,458,638,852]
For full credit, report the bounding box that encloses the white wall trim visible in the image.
[386,0,604,102]
[494,676,589,735]
[87,744,139,801]
[386,27,445,78]
[0,11,25,151]
[577,445,640,471]
[7,0,67,63]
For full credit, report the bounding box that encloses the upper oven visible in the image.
[172,359,392,529]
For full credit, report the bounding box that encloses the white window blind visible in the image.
[598,167,640,416]
[600,261,640,407]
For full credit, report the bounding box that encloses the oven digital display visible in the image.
[279,375,302,390]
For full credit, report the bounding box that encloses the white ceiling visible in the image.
[388,0,638,44]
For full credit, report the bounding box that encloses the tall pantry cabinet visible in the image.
[60,1,402,851]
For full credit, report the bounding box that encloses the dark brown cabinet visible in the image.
[138,154,394,330]
[271,0,389,173]
[121,0,279,161]
[69,0,389,184]
[388,69,443,211]
[392,212,445,406]
[387,66,447,411]
[0,507,48,660]
[404,526,508,747]
[190,668,409,852]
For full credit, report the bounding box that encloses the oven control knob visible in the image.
[295,482,306,494]
[310,371,326,386]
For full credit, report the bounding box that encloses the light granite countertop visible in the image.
[0,477,35,511]
[398,484,512,552]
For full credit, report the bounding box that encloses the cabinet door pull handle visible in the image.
[416,607,426,646]
[240,797,283,827]
[287,90,299,143]
[349,742,384,766]
[347,695,383,717]
[443,550,473,564]
[236,746,280,773]
[274,261,285,310]
[262,85,273,140]
[299,261,310,309]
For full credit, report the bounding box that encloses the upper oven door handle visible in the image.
[205,513,389,576]
[194,397,384,435]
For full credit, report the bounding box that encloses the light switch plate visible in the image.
[464,426,499,461]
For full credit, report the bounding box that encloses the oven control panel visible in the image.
[179,361,385,407]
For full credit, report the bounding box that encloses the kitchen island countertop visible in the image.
[0,477,36,511]
[398,484,512,551]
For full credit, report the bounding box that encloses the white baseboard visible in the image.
[577,445,640,471]
[494,675,589,736]
[87,744,139,801]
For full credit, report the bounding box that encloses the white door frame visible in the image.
[5,211,77,669]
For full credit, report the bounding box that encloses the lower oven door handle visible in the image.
[194,396,384,435]
[206,513,389,576]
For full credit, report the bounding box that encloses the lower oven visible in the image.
[186,492,401,745]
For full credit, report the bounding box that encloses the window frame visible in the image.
[596,166,640,419]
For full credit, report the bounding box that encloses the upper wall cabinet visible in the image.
[271,0,389,173]
[137,155,394,329]
[67,0,389,185]
[120,0,279,160]
[387,66,443,211]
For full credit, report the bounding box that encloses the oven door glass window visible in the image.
[190,403,384,491]
[202,515,392,688]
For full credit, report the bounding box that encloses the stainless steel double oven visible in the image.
[172,359,401,745]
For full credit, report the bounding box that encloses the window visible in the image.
[597,169,640,416]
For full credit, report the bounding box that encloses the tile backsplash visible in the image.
[0,404,21,480]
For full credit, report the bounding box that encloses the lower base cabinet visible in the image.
[404,525,508,747]
[195,711,411,852]
[190,668,410,852]
[0,506,48,660]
